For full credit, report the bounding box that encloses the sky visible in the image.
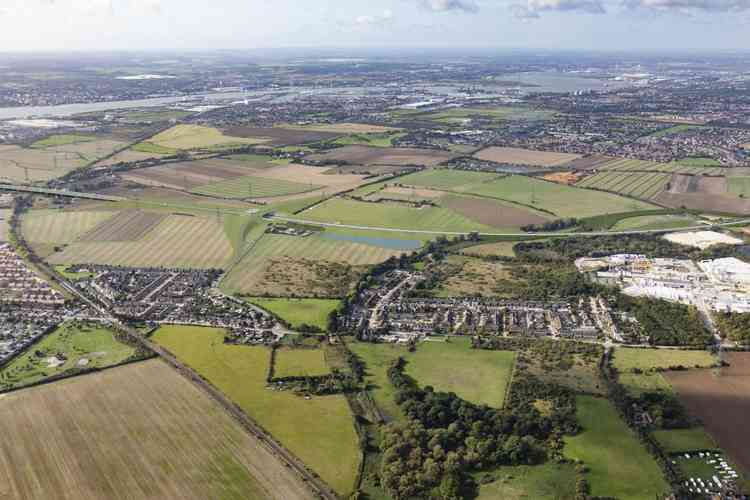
[0,0,747,52]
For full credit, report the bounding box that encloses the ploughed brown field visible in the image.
[542,171,584,185]
[666,352,750,475]
[565,154,616,171]
[80,210,166,242]
[323,164,416,176]
[655,191,750,214]
[0,360,313,500]
[441,196,549,228]
[667,173,727,195]
[307,145,457,167]
[123,159,259,190]
[222,126,341,146]
[473,146,581,167]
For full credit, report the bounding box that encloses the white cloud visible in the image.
[413,0,480,13]
[623,0,750,11]
[355,9,395,25]
[511,0,606,18]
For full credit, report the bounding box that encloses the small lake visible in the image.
[322,232,423,250]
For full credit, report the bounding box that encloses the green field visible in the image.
[0,321,136,391]
[397,169,500,191]
[653,427,717,453]
[675,157,722,167]
[613,348,716,371]
[416,106,554,124]
[405,337,515,408]
[576,171,671,200]
[728,177,750,198]
[48,214,234,269]
[302,198,492,232]
[564,396,670,500]
[598,157,725,176]
[475,463,578,500]
[648,124,703,139]
[31,134,95,148]
[274,347,330,378]
[131,141,179,155]
[192,175,322,199]
[610,214,699,231]
[22,210,114,244]
[148,124,268,151]
[122,109,192,122]
[618,372,673,397]
[349,341,407,422]
[248,297,340,331]
[468,175,656,218]
[53,264,96,281]
[332,131,406,148]
[151,325,360,496]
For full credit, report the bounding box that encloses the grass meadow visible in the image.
[248,297,340,331]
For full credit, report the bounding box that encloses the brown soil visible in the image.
[474,147,581,167]
[542,172,583,185]
[565,155,617,171]
[442,196,548,228]
[307,145,456,167]
[666,352,750,475]
[668,173,727,195]
[123,159,256,190]
[222,126,341,146]
[80,210,166,241]
[655,191,750,215]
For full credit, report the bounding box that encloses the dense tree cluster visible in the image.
[378,358,575,499]
[713,311,750,344]
[613,294,712,346]
[521,218,578,233]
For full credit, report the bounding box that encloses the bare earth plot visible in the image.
[307,145,457,167]
[0,360,313,500]
[667,353,750,476]
[655,191,750,214]
[474,147,581,167]
[79,210,166,242]
[123,159,260,190]
[48,214,233,269]
[441,195,550,227]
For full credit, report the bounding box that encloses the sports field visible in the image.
[468,175,656,218]
[151,325,360,496]
[405,337,515,408]
[48,214,234,269]
[564,396,670,500]
[192,175,322,199]
[0,321,136,391]
[613,348,716,372]
[222,233,402,297]
[274,347,330,378]
[0,360,313,500]
[249,297,340,331]
[301,198,493,232]
[146,124,270,151]
[22,210,116,244]
[576,171,671,200]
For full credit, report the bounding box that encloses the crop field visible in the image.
[566,155,616,171]
[123,159,251,189]
[306,145,457,167]
[152,326,361,496]
[146,124,270,151]
[0,321,136,391]
[398,168,500,191]
[442,195,550,228]
[597,157,725,175]
[79,210,166,241]
[48,214,234,269]
[405,337,515,408]
[223,126,341,146]
[613,348,716,372]
[0,359,313,500]
[467,175,656,218]
[221,233,403,296]
[564,396,670,500]
[653,427,717,454]
[331,131,406,148]
[609,214,699,231]
[666,173,727,195]
[474,146,581,167]
[666,352,750,475]
[30,134,95,148]
[655,191,750,214]
[22,210,115,244]
[248,297,340,331]
[475,463,578,500]
[301,198,493,232]
[94,148,171,167]
[675,156,722,167]
[727,177,750,198]
[0,145,84,182]
[576,171,671,200]
[281,123,399,134]
[274,348,330,378]
[192,175,322,199]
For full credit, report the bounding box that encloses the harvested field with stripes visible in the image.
[221,233,403,296]
[48,214,233,269]
[22,210,115,244]
[474,147,581,167]
[667,173,727,195]
[123,159,260,190]
[80,210,166,241]
[0,360,313,500]
[597,157,727,176]
[576,172,671,200]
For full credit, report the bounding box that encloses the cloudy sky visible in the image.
[0,0,747,51]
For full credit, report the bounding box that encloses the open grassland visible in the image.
[48,214,233,269]
[22,210,115,244]
[282,123,399,134]
[405,337,515,408]
[192,175,321,199]
[302,198,493,232]
[474,147,580,167]
[0,321,135,391]
[564,396,670,500]
[349,341,406,422]
[123,158,267,190]
[618,372,673,397]
[653,427,718,453]
[431,255,527,298]
[475,463,578,500]
[31,134,95,148]
[131,141,179,155]
[398,168,500,190]
[221,233,402,296]
[666,352,750,475]
[647,124,703,138]
[248,297,340,331]
[462,240,519,257]
[274,348,330,378]
[675,156,722,167]
[0,145,83,182]
[0,359,313,500]
[307,145,457,167]
[727,177,750,198]
[469,175,656,218]
[147,124,270,151]
[576,171,671,200]
[152,326,360,496]
[223,126,341,147]
[610,214,699,231]
[614,348,717,372]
